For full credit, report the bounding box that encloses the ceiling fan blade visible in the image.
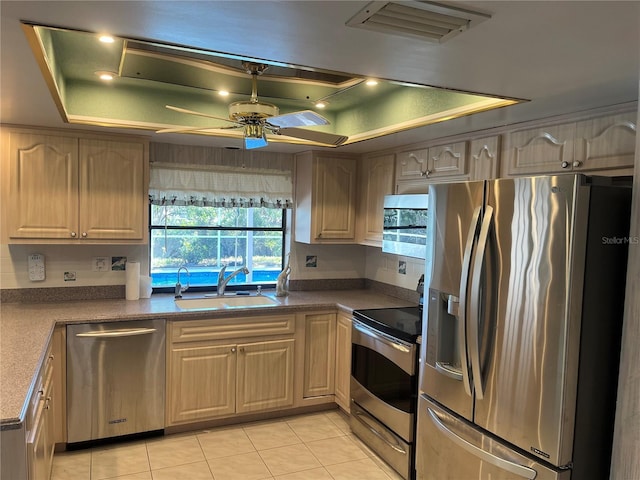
[166,105,238,124]
[156,124,241,134]
[278,127,348,146]
[269,110,329,128]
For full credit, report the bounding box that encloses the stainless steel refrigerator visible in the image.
[417,175,631,480]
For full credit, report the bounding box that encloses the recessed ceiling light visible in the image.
[365,79,378,86]
[98,35,114,44]
[95,71,116,81]
[315,101,327,109]
[218,90,229,97]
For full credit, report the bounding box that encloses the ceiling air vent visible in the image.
[346,1,491,43]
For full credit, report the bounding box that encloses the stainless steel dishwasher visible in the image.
[67,319,165,444]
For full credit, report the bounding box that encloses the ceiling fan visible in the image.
[157,62,349,149]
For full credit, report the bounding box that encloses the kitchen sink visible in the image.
[175,295,279,310]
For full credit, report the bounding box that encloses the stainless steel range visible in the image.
[350,306,422,480]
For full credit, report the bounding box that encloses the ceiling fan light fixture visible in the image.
[244,124,268,149]
[229,101,279,121]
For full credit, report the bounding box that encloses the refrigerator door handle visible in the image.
[435,361,463,381]
[468,205,494,400]
[458,205,482,397]
[427,407,537,480]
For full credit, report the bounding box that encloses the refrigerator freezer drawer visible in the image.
[416,396,571,480]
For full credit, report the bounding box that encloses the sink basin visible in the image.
[175,295,278,310]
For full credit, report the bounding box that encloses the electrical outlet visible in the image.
[93,257,110,272]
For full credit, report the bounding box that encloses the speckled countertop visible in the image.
[0,289,414,430]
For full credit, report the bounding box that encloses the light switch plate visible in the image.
[28,253,45,281]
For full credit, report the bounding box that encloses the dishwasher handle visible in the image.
[76,327,157,338]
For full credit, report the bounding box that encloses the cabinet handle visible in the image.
[70,232,77,237]
[573,161,582,167]
[421,169,431,178]
[231,347,236,353]
[239,347,245,353]
[81,232,88,238]
[561,161,570,169]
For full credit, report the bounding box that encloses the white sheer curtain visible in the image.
[149,162,294,209]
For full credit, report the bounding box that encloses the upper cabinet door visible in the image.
[79,139,145,240]
[5,132,79,239]
[357,153,395,246]
[503,123,576,175]
[396,148,429,181]
[427,141,467,178]
[573,112,637,171]
[314,156,357,240]
[294,151,358,244]
[468,136,500,181]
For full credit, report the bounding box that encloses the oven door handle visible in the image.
[353,410,407,454]
[353,321,411,353]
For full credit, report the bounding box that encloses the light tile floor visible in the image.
[51,409,404,480]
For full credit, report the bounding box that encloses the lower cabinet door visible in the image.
[27,400,47,480]
[168,344,237,424]
[236,339,295,413]
[334,314,352,411]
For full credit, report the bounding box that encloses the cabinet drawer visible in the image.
[170,314,296,343]
[26,346,53,432]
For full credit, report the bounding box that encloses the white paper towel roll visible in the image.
[125,261,140,300]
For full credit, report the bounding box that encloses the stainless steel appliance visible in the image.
[67,319,166,444]
[418,175,631,479]
[382,194,429,259]
[351,307,422,479]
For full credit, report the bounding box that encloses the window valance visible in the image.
[149,162,294,209]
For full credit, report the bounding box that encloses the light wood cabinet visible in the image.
[303,312,336,398]
[294,151,358,243]
[356,153,395,246]
[503,123,577,175]
[0,338,58,480]
[468,136,501,180]
[573,112,636,171]
[166,315,296,426]
[334,312,352,412]
[2,128,148,243]
[503,111,636,176]
[236,339,295,413]
[168,343,237,424]
[28,365,54,480]
[395,141,468,193]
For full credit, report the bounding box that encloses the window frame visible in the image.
[149,205,287,294]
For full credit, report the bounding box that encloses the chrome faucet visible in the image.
[175,266,190,298]
[217,265,249,296]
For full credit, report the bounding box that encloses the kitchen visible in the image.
[1,2,639,480]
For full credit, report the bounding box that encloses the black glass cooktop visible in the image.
[352,306,422,343]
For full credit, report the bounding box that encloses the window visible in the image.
[150,204,286,290]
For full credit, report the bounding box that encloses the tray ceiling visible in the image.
[25,23,521,149]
